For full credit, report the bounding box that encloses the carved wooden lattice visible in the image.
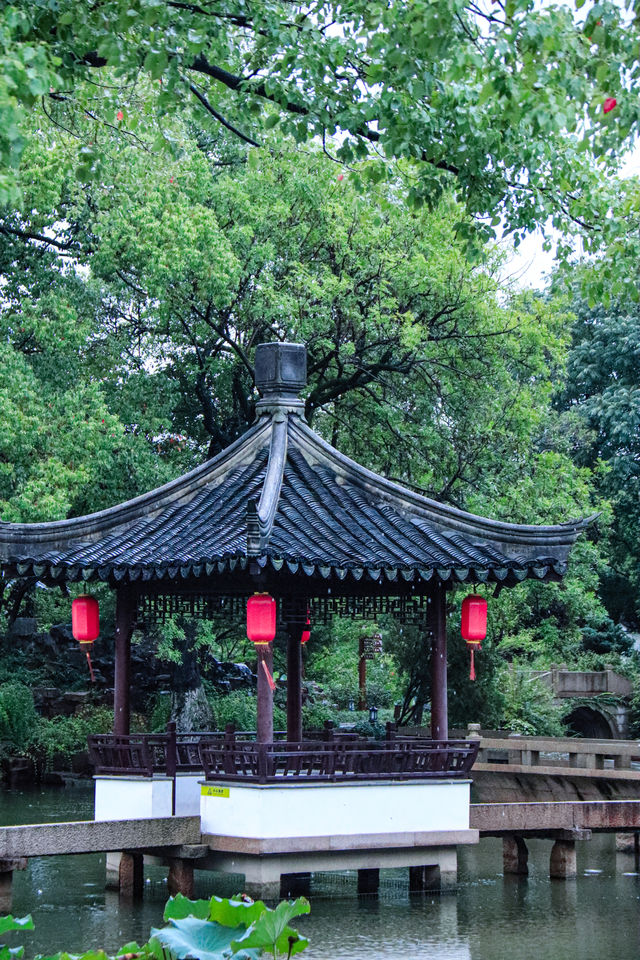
[136,591,433,626]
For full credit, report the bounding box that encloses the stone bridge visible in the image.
[528,665,633,738]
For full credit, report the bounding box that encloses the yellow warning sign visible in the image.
[201,785,230,798]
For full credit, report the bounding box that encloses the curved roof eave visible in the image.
[289,418,596,553]
[0,418,271,560]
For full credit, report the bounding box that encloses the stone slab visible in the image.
[473,762,640,780]
[471,800,640,836]
[202,829,479,855]
[0,817,201,858]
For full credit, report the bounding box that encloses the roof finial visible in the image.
[254,342,307,417]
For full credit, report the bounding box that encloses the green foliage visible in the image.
[499,668,568,737]
[150,916,260,960]
[304,621,403,714]
[556,297,640,628]
[628,679,640,739]
[0,683,114,770]
[9,897,308,960]
[2,0,640,286]
[0,683,38,751]
[209,691,286,734]
[28,706,114,767]
[231,898,310,958]
[0,913,34,960]
[300,701,336,733]
[154,895,309,960]
[148,693,172,733]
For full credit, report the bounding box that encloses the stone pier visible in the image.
[503,836,529,875]
[550,839,577,880]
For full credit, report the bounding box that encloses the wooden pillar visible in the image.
[256,644,274,744]
[286,629,303,742]
[114,587,136,735]
[430,581,448,741]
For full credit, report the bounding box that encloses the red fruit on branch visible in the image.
[337,174,344,181]
[117,110,124,121]
[603,97,617,114]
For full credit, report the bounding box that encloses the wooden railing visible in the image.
[88,727,478,783]
[199,738,478,783]
[88,726,270,777]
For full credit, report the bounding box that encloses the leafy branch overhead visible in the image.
[3,0,640,250]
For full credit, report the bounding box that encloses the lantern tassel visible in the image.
[86,650,95,684]
[261,657,277,692]
[469,648,476,682]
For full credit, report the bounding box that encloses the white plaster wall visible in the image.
[200,779,470,838]
[175,775,202,816]
[94,776,173,820]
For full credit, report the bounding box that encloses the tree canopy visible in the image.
[3,0,640,262]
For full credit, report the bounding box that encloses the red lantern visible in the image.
[301,612,311,644]
[461,594,487,682]
[72,595,100,646]
[247,593,276,645]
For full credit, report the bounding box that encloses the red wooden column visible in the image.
[114,587,137,736]
[430,581,449,741]
[256,644,274,744]
[286,615,303,743]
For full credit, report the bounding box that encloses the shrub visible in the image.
[28,705,114,768]
[0,682,38,751]
[209,690,286,732]
[499,667,567,737]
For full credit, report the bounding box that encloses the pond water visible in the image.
[2,784,640,960]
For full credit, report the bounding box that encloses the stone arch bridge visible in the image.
[528,665,633,739]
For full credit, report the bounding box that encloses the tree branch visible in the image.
[185,79,260,147]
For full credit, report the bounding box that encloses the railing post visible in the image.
[166,721,177,816]
[386,721,397,742]
[257,744,268,783]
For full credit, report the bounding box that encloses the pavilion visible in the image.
[0,342,592,895]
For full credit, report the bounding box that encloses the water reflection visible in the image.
[0,787,639,959]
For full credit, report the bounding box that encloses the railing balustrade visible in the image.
[198,738,477,783]
[474,735,640,772]
[88,728,478,783]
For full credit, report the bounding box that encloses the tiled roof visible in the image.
[0,410,592,588]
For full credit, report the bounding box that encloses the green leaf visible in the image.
[231,899,310,957]
[0,918,33,936]
[164,896,211,922]
[207,898,267,930]
[150,918,261,960]
[144,51,168,80]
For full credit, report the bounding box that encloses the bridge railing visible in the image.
[475,735,640,771]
